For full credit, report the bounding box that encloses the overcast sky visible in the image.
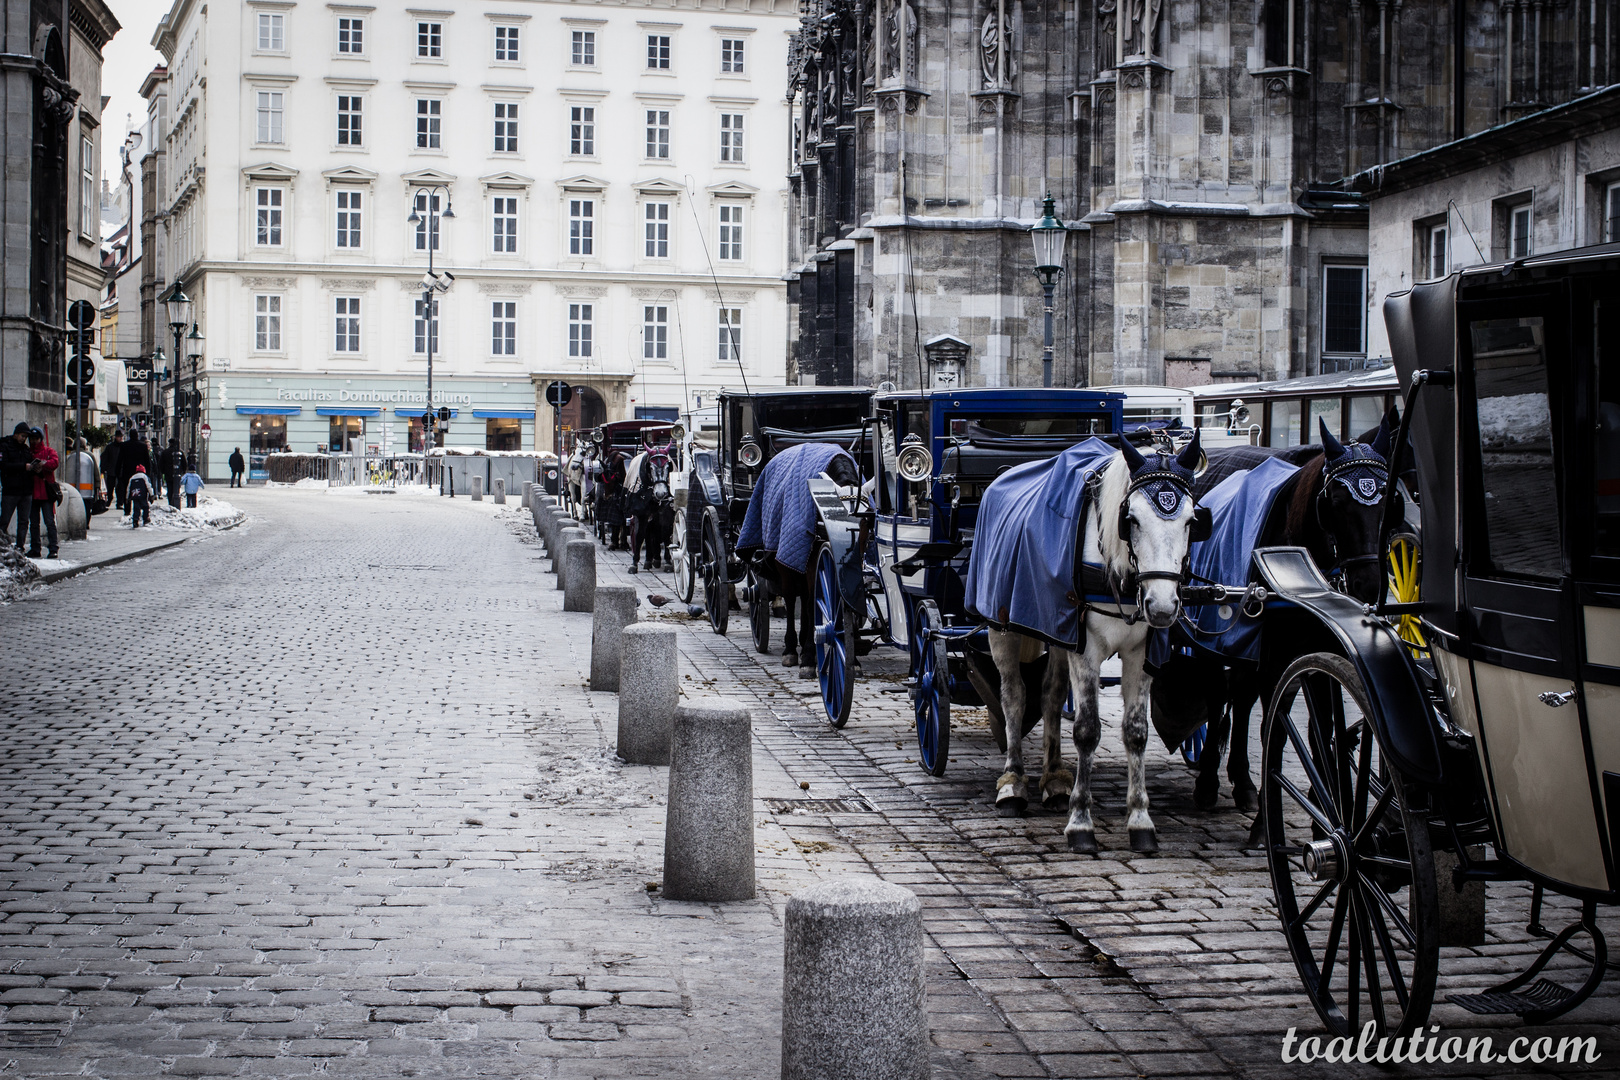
[99,0,170,182]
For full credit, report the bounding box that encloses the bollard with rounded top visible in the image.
[663,700,754,902]
[494,477,506,504]
[563,540,596,611]
[471,475,484,501]
[781,879,927,1080]
[522,481,534,509]
[556,526,587,588]
[617,624,677,764]
[590,586,639,691]
[550,515,577,557]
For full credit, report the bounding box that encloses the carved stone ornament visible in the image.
[979,9,1018,90]
[478,281,533,296]
[632,288,680,300]
[555,284,608,298]
[323,278,376,292]
[243,276,296,289]
[1123,69,1146,89]
[704,288,754,303]
[1098,86,1117,106]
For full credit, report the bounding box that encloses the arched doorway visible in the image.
[558,386,606,452]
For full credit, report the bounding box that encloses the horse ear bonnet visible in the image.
[1319,417,1347,460]
[1370,415,1392,458]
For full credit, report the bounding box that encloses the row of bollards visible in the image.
[528,489,927,1080]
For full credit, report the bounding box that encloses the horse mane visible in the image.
[1094,452,1133,578]
[1281,451,1326,543]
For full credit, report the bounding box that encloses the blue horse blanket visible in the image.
[736,442,855,574]
[963,438,1118,649]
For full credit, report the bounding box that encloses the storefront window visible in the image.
[248,415,288,455]
[486,418,522,451]
[329,416,363,452]
[409,417,427,453]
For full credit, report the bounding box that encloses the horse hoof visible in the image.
[783,652,798,667]
[1128,828,1160,854]
[1042,792,1069,812]
[996,797,1027,818]
[1244,815,1266,851]
[799,666,815,680]
[1193,774,1219,812]
[1067,831,1099,854]
[1233,784,1259,815]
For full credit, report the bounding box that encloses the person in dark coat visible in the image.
[117,435,151,512]
[162,438,182,508]
[228,447,246,487]
[0,422,33,550]
[101,431,124,508]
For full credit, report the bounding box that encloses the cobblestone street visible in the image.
[1,489,1616,1079]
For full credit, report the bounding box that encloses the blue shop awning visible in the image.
[472,409,535,419]
[392,407,458,417]
[315,407,383,417]
[236,405,301,416]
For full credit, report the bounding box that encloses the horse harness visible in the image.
[1315,447,1390,580]
[1077,460,1205,625]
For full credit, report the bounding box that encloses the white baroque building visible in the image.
[150,0,795,475]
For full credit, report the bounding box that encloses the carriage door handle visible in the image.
[1538,689,1577,708]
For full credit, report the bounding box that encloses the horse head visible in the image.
[1312,416,1392,603]
[1112,431,1206,629]
[645,446,674,501]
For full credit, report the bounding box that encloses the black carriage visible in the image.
[586,419,677,547]
[1198,247,1620,1035]
[684,387,873,635]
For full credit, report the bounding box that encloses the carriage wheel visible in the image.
[912,600,950,776]
[1387,534,1425,653]
[672,508,696,604]
[702,513,730,636]
[813,545,854,729]
[1262,651,1439,1038]
[748,568,772,654]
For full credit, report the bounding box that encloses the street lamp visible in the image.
[147,346,163,441]
[161,281,192,506]
[1029,193,1069,389]
[408,185,455,453]
[185,322,205,468]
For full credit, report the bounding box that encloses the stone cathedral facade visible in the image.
[786,0,1620,389]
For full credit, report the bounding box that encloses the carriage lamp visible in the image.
[897,434,933,482]
[738,439,763,469]
[592,428,605,445]
[1029,193,1069,389]
[672,422,686,441]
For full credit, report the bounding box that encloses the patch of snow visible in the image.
[1479,392,1551,448]
[124,495,247,531]
[0,545,44,603]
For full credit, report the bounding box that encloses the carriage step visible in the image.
[1447,980,1576,1016]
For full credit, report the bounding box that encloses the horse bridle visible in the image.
[1085,463,1204,624]
[1315,453,1390,581]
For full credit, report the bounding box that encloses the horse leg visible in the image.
[1038,659,1073,811]
[1227,675,1260,814]
[1119,635,1159,853]
[1062,641,1102,853]
[1194,692,1230,812]
[988,630,1029,816]
[782,588,800,668]
[797,579,815,678]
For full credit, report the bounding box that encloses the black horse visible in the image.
[593,450,629,550]
[1151,415,1396,815]
[626,446,676,574]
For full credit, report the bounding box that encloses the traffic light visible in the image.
[437,406,451,424]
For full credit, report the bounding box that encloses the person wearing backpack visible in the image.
[127,465,154,527]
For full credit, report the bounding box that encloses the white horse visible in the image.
[986,434,1205,855]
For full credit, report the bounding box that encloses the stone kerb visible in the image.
[781,879,928,1080]
[663,700,754,902]
[589,586,638,691]
[617,623,677,764]
[494,477,506,504]
[562,540,596,612]
[556,526,587,589]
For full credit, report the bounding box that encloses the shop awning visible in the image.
[392,407,458,417]
[472,409,535,419]
[236,405,301,416]
[315,407,383,417]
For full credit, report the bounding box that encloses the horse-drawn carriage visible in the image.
[579,419,677,554]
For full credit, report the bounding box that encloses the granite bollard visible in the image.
[493,477,506,504]
[589,586,639,691]
[563,540,596,612]
[556,526,587,588]
[781,879,927,1080]
[550,516,577,557]
[617,624,677,764]
[471,475,483,501]
[663,700,754,902]
[522,481,534,509]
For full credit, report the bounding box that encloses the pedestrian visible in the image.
[0,422,33,550]
[26,428,58,559]
[101,430,124,507]
[127,465,153,527]
[181,464,204,508]
[117,434,151,509]
[228,446,245,487]
[162,438,182,508]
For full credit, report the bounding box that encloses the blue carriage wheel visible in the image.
[814,546,853,729]
[1181,723,1207,766]
[913,599,950,776]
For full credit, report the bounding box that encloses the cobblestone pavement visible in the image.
[0,488,1613,1079]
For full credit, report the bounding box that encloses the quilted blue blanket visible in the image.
[963,438,1118,649]
[736,442,855,574]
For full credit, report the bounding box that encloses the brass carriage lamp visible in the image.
[1029,193,1069,389]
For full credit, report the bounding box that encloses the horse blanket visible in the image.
[1194,443,1320,501]
[736,442,855,574]
[625,451,647,494]
[962,438,1118,649]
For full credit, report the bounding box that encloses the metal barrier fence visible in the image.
[329,453,427,488]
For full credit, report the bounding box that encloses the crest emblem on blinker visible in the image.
[1357,477,1378,500]
[1156,489,1181,515]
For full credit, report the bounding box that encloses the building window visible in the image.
[717,307,741,363]
[721,37,745,73]
[1607,181,1620,243]
[79,135,94,236]
[1321,266,1367,356]
[572,30,595,65]
[415,99,441,149]
[336,95,363,146]
[647,34,671,69]
[1509,204,1532,259]
[494,102,519,153]
[256,91,284,144]
[254,294,282,351]
[249,414,288,454]
[257,12,285,51]
[334,296,360,352]
[719,113,744,162]
[417,21,442,59]
[336,190,362,248]
[492,196,518,253]
[645,110,670,159]
[492,301,517,355]
[495,24,520,62]
[337,16,364,54]
[1422,222,1448,280]
[569,303,593,357]
[643,305,668,359]
[413,190,441,251]
[569,106,594,156]
[569,199,594,256]
[486,418,522,450]
[718,203,743,260]
[255,187,284,246]
[644,201,670,258]
[414,297,439,354]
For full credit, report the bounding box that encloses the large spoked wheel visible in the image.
[813,545,854,729]
[1262,651,1439,1039]
[702,513,730,635]
[912,599,950,776]
[672,508,696,604]
[748,568,772,654]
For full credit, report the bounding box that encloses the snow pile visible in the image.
[132,495,246,531]
[1479,392,1551,448]
[528,744,654,809]
[0,545,43,603]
